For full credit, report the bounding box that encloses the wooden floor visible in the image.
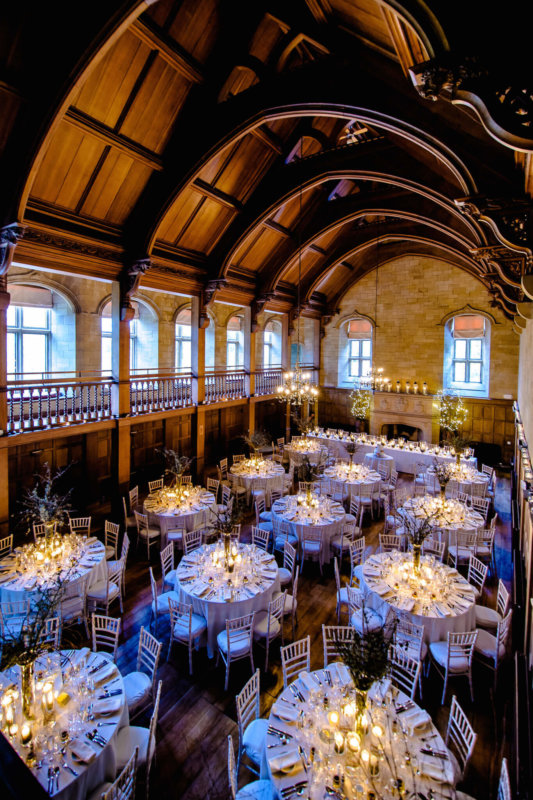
[81,473,514,800]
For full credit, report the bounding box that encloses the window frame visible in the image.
[7,304,51,376]
[348,338,372,380]
[443,313,490,399]
[452,337,483,385]
[175,313,192,373]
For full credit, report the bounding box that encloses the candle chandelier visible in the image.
[277,138,319,406]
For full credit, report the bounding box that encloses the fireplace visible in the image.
[369,392,440,443]
[380,423,423,441]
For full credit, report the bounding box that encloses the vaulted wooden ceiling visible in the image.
[2,0,532,323]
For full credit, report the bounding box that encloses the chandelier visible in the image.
[277,138,320,406]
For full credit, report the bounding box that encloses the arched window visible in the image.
[7,284,75,377]
[175,308,192,372]
[227,315,243,368]
[101,300,158,374]
[338,317,372,387]
[263,319,281,367]
[443,314,490,398]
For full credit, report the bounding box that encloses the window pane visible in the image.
[349,360,360,377]
[22,333,47,373]
[130,319,137,337]
[453,361,466,382]
[7,306,16,327]
[361,340,371,357]
[22,307,49,329]
[350,340,360,356]
[469,362,481,383]
[181,340,191,370]
[263,344,271,366]
[469,339,482,359]
[176,324,191,339]
[227,342,236,367]
[361,360,371,376]
[101,337,112,373]
[7,332,16,374]
[101,317,112,334]
[454,339,466,359]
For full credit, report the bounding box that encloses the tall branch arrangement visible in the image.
[157,448,194,483]
[350,388,372,422]
[432,457,455,490]
[333,613,396,691]
[18,463,72,531]
[241,429,270,455]
[297,453,326,483]
[291,411,315,436]
[435,389,468,434]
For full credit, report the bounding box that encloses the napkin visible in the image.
[68,647,91,669]
[370,581,391,596]
[93,662,117,685]
[70,739,96,763]
[268,747,302,773]
[435,602,452,617]
[298,671,318,692]
[335,663,352,687]
[400,706,431,733]
[272,701,299,723]
[364,567,381,577]
[417,752,455,784]
[368,678,391,703]
[93,696,122,715]
[191,581,209,597]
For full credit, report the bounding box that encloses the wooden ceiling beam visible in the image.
[192,178,243,210]
[250,125,284,154]
[130,18,204,84]
[263,218,292,238]
[65,108,163,171]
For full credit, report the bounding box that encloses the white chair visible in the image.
[39,616,61,649]
[281,636,311,688]
[379,533,402,553]
[253,591,285,670]
[322,624,354,667]
[129,485,139,512]
[334,557,349,623]
[148,478,164,493]
[123,626,162,718]
[0,599,31,640]
[466,555,488,598]
[87,559,123,615]
[448,530,477,568]
[255,501,273,536]
[445,695,477,784]
[87,748,138,800]
[183,528,202,555]
[345,496,362,527]
[349,537,366,585]
[475,528,496,574]
[160,543,176,592]
[278,540,297,589]
[498,758,511,800]
[390,647,421,700]
[107,533,130,597]
[471,495,490,520]
[166,524,185,553]
[69,516,91,537]
[0,535,13,558]
[91,613,121,662]
[428,630,478,704]
[123,497,137,534]
[347,586,384,634]
[474,608,512,688]
[395,618,428,664]
[167,597,207,674]
[115,681,162,799]
[134,511,161,560]
[475,579,510,630]
[227,735,272,800]
[273,518,297,554]
[33,522,57,542]
[104,521,120,560]
[251,526,270,552]
[277,573,298,639]
[236,669,268,776]
[206,477,220,502]
[331,520,359,561]
[217,612,255,691]
[60,573,89,636]
[149,567,179,635]
[421,536,445,561]
[300,529,323,575]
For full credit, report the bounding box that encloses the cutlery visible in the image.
[312,673,322,686]
[47,767,53,794]
[280,781,307,797]
[62,760,78,777]
[323,669,332,686]
[86,730,105,747]
[54,766,60,791]
[88,660,107,675]
[289,684,304,702]
[396,701,415,713]
[267,740,288,748]
[421,747,449,759]
[97,689,122,699]
[298,745,308,773]
[97,721,115,727]
[267,726,293,740]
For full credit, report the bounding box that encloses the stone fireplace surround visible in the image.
[369,391,440,443]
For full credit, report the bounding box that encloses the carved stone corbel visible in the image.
[0,223,25,285]
[251,291,275,333]
[199,278,227,328]
[120,257,151,321]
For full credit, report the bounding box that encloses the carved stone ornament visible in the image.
[22,227,119,262]
[251,292,275,332]
[456,195,532,251]
[0,223,25,276]
[120,258,151,321]
[470,244,527,288]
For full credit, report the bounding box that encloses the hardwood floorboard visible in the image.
[70,471,513,799]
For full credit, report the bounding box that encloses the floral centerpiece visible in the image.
[298,453,326,501]
[445,433,472,466]
[241,429,270,458]
[19,463,72,541]
[400,506,437,573]
[206,502,243,570]
[345,440,359,465]
[432,457,454,496]
[157,448,194,493]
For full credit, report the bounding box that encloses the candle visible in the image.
[343,702,356,719]
[396,381,400,393]
[334,732,345,754]
[423,382,428,395]
[413,382,418,394]
[371,724,384,738]
[9,723,18,738]
[387,380,392,392]
[347,732,361,752]
[405,381,410,394]
[5,705,14,726]
[361,748,370,763]
[327,710,339,726]
[21,723,32,746]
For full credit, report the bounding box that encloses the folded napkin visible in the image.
[272,701,299,723]
[93,662,117,685]
[364,567,381,577]
[298,671,318,692]
[370,581,391,596]
[70,739,96,763]
[368,678,391,704]
[268,747,302,773]
[93,696,122,716]
[335,663,352,687]
[400,707,431,733]
[435,602,452,617]
[191,581,209,597]
[417,752,455,784]
[395,596,415,612]
[68,647,90,669]
[260,568,276,578]
[86,537,98,545]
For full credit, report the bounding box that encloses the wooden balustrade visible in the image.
[7,379,113,434]
[254,369,282,395]
[130,374,193,414]
[204,371,246,403]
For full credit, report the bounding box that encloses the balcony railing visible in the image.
[130,374,193,414]
[204,371,247,404]
[7,378,113,434]
[255,369,283,396]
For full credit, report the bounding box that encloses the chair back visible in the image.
[390,647,421,699]
[183,529,202,555]
[121,532,130,561]
[497,608,513,653]
[236,668,260,736]
[283,541,297,578]
[227,735,238,800]
[61,574,88,625]
[281,636,311,687]
[231,524,241,543]
[39,616,61,649]
[334,557,342,594]
[470,481,487,498]
[206,477,220,501]
[251,526,270,552]
[498,758,511,800]
[148,478,163,494]
[496,579,510,618]
[447,631,477,672]
[219,458,229,479]
[349,538,365,581]
[169,598,195,643]
[149,566,160,603]
[268,591,286,631]
[379,533,401,553]
[33,522,57,541]
[224,613,255,658]
[395,618,425,661]
[471,495,490,519]
[254,497,266,525]
[160,542,174,579]
[91,613,121,659]
[137,626,162,684]
[270,488,283,506]
[298,481,315,494]
[104,521,120,557]
[467,555,488,594]
[221,484,232,505]
[0,535,13,558]
[349,497,362,524]
[422,536,445,561]
[103,748,138,800]
[233,454,245,464]
[134,510,149,534]
[322,624,354,667]
[446,695,477,776]
[147,680,162,766]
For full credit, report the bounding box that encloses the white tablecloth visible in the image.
[360,552,477,643]
[230,464,285,504]
[175,544,281,657]
[363,452,394,476]
[400,496,485,556]
[285,444,324,468]
[323,465,381,501]
[0,648,129,800]
[144,492,216,548]
[271,498,345,566]
[0,539,107,605]
[261,663,456,798]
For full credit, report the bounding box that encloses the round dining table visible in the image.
[399,495,485,556]
[360,550,477,644]
[261,662,456,799]
[363,452,394,477]
[144,487,216,548]
[271,495,345,567]
[0,647,128,800]
[174,541,281,657]
[0,536,107,605]
[229,459,285,504]
[323,463,381,502]
[285,438,325,468]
